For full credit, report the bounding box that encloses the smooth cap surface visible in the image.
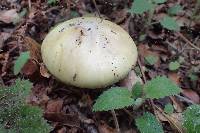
[41,17,138,88]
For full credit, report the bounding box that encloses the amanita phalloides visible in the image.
[41,17,138,89]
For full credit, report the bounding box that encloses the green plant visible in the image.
[129,0,180,31]
[0,79,51,133]
[47,0,57,5]
[164,103,174,114]
[136,112,164,133]
[93,76,181,111]
[144,55,159,66]
[169,61,180,71]
[93,75,200,132]
[183,104,200,133]
[14,51,30,75]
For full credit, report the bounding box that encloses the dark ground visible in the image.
[0,0,200,133]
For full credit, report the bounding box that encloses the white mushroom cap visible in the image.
[41,17,138,89]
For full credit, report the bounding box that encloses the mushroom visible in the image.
[41,17,138,89]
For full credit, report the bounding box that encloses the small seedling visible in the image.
[144,55,159,66]
[14,51,30,75]
[164,103,174,114]
[129,0,180,31]
[169,61,180,71]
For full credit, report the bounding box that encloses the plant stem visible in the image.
[176,32,200,51]
[92,0,101,18]
[111,110,120,133]
[146,9,155,29]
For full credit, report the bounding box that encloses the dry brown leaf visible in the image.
[170,96,183,112]
[24,36,42,62]
[22,60,38,76]
[182,89,200,104]
[44,112,80,127]
[40,63,51,78]
[168,72,181,85]
[119,70,143,90]
[46,99,63,113]
[0,9,19,23]
[155,106,184,133]
[98,121,116,133]
[0,32,11,49]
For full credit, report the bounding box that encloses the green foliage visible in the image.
[93,87,135,111]
[169,61,180,71]
[160,16,180,31]
[143,76,181,99]
[167,4,183,15]
[152,0,166,4]
[164,103,174,114]
[188,73,198,81]
[47,0,57,5]
[0,79,51,133]
[136,112,164,133]
[130,0,154,14]
[131,82,143,99]
[14,51,30,75]
[144,55,159,65]
[183,104,200,133]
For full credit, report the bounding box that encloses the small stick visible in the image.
[137,58,159,121]
[92,0,101,18]
[177,32,200,51]
[111,110,120,133]
[175,94,194,104]
[28,0,31,11]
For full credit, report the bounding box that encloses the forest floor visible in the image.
[0,0,200,133]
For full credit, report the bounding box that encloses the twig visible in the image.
[175,94,194,104]
[92,0,101,18]
[28,0,31,11]
[137,58,158,117]
[111,110,120,133]
[176,32,200,51]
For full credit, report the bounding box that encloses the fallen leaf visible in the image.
[57,127,66,133]
[40,63,51,78]
[44,112,80,127]
[24,36,42,62]
[0,9,19,23]
[46,99,63,113]
[168,72,180,85]
[22,60,38,76]
[182,89,200,104]
[119,70,143,90]
[170,96,183,112]
[98,121,116,133]
[0,32,11,49]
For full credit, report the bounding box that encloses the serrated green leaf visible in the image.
[136,112,164,133]
[143,76,181,99]
[167,4,183,15]
[130,0,154,14]
[93,87,135,111]
[160,16,180,31]
[131,82,143,99]
[14,51,30,75]
[153,0,166,4]
[183,104,200,133]
[164,103,174,114]
[144,55,159,65]
[169,61,180,71]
